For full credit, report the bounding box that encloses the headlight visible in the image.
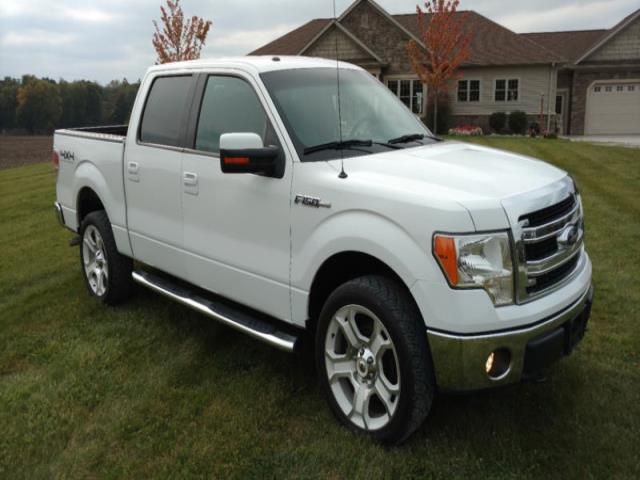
[433,232,514,306]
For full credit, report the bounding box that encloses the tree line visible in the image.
[0,76,140,135]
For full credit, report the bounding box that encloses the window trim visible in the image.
[456,79,481,103]
[136,73,197,151]
[493,77,520,103]
[385,76,427,115]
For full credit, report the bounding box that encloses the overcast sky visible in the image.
[0,0,637,84]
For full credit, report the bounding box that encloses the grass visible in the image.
[1,137,639,478]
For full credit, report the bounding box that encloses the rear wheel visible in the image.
[316,275,435,445]
[79,210,132,305]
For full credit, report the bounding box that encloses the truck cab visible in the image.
[53,56,592,444]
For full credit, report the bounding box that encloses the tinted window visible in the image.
[140,75,192,147]
[195,76,268,153]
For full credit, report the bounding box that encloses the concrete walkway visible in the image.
[566,135,640,148]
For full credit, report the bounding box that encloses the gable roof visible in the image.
[522,30,607,63]
[395,11,564,66]
[251,18,331,56]
[575,8,640,63]
[250,3,564,66]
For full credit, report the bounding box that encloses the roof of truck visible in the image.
[146,56,361,75]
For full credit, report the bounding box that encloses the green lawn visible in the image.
[1,138,639,478]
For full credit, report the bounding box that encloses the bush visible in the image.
[529,122,541,137]
[425,94,451,135]
[508,110,528,135]
[489,112,507,133]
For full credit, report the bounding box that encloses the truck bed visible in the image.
[55,124,128,142]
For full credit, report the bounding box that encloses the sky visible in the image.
[0,0,637,84]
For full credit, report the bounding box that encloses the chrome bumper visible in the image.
[427,285,593,391]
[54,201,65,227]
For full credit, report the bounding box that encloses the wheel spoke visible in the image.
[350,383,372,428]
[337,310,361,348]
[369,321,391,359]
[374,375,398,415]
[83,237,97,254]
[96,269,105,295]
[325,351,355,383]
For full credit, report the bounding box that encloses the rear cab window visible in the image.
[139,75,193,147]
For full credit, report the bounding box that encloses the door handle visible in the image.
[127,161,139,174]
[183,172,198,186]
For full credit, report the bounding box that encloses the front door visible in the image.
[180,73,293,321]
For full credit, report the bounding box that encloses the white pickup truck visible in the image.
[54,56,592,444]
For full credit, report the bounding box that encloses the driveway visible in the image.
[566,135,640,148]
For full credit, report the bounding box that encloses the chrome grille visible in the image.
[514,192,584,302]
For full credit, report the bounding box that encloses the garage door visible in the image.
[585,81,640,135]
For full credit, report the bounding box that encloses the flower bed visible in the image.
[448,125,483,136]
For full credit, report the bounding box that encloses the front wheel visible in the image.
[316,275,435,445]
[79,210,132,305]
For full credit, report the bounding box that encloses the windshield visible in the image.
[260,68,436,161]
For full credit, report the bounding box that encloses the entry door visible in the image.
[555,91,567,135]
[125,74,194,278]
[180,74,292,321]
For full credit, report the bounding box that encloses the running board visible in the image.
[132,271,298,352]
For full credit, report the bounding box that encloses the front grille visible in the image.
[516,193,583,301]
[526,254,580,294]
[519,195,576,228]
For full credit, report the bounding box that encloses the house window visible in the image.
[555,95,563,115]
[457,80,480,102]
[495,78,519,101]
[616,85,624,92]
[386,79,425,114]
[594,86,601,93]
[605,85,613,92]
[629,85,636,92]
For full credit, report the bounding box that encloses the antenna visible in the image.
[333,0,348,179]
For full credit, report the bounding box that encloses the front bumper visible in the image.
[427,285,593,391]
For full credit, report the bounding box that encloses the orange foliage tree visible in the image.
[407,0,471,133]
[152,0,212,64]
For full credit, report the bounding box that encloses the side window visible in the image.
[195,76,269,154]
[140,75,192,147]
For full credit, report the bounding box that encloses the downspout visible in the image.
[546,62,555,133]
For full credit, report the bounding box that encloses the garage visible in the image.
[585,81,640,135]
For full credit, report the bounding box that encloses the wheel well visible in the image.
[307,251,413,327]
[77,187,105,225]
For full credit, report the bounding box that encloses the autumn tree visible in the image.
[152,0,212,64]
[16,78,62,133]
[407,0,471,133]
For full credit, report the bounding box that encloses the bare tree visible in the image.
[152,0,212,64]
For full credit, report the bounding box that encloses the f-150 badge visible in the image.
[294,194,331,209]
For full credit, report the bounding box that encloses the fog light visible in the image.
[485,348,511,379]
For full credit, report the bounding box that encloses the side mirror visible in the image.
[219,133,280,176]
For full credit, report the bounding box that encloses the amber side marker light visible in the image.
[434,235,458,285]
[224,157,250,165]
[52,151,60,170]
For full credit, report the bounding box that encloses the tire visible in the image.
[79,210,133,305]
[315,275,435,445]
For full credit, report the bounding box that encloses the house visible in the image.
[250,0,640,136]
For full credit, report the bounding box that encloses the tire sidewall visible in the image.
[315,278,428,443]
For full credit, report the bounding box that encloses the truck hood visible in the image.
[331,141,567,230]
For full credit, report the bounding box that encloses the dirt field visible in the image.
[0,136,53,170]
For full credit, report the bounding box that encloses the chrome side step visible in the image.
[132,270,298,352]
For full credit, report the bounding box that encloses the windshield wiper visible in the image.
[304,139,372,155]
[387,133,426,144]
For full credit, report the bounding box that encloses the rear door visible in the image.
[180,72,293,322]
[124,74,195,278]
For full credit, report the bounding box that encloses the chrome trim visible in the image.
[502,176,585,303]
[132,271,297,352]
[427,284,593,391]
[55,129,125,144]
[54,201,65,226]
[521,202,581,243]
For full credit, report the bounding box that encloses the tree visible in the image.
[16,79,62,133]
[0,77,20,132]
[406,0,471,134]
[152,0,212,64]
